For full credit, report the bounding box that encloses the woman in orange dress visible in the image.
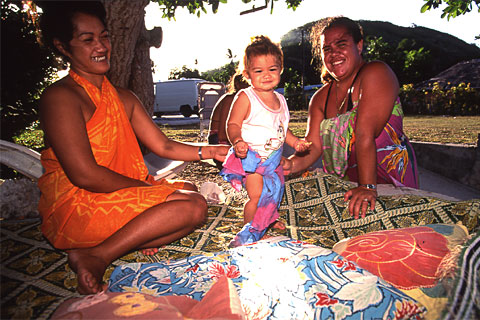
[36,1,228,295]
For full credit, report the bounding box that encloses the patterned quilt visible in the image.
[1,172,479,319]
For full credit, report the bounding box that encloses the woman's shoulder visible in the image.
[41,76,81,103]
[116,86,143,106]
[115,86,137,99]
[218,92,236,105]
[309,82,330,110]
[360,61,395,78]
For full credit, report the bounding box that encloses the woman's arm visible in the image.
[284,87,326,174]
[123,88,229,163]
[217,94,235,143]
[208,94,226,133]
[345,61,399,218]
[40,83,150,193]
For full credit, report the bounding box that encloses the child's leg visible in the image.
[244,173,263,225]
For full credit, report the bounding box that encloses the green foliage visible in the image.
[1,1,58,143]
[421,0,480,20]
[364,36,401,68]
[201,61,238,84]
[168,65,202,79]
[151,0,303,20]
[400,82,480,115]
[282,68,305,110]
[13,120,44,150]
[364,36,432,84]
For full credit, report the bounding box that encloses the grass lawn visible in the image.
[14,114,480,148]
[290,115,480,146]
[403,115,479,146]
[161,113,480,146]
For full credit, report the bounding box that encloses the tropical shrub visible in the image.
[400,82,480,115]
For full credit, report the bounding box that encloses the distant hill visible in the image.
[280,20,480,86]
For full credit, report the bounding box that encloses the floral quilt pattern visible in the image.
[108,237,425,319]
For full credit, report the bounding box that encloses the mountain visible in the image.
[280,20,480,86]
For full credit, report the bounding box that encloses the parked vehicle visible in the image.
[153,78,206,117]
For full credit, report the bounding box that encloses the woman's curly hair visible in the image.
[310,16,363,83]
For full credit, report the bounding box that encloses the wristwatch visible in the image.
[360,184,377,190]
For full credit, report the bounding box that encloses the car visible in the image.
[153,78,206,117]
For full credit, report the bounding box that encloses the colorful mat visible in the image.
[1,172,479,319]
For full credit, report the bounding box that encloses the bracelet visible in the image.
[233,139,243,147]
[198,146,204,160]
[360,184,377,190]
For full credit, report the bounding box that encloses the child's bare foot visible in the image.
[141,248,159,256]
[272,220,285,230]
[67,248,108,295]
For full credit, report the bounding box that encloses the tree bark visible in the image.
[102,0,155,114]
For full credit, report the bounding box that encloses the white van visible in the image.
[153,78,206,117]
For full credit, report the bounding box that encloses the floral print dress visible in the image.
[320,97,418,188]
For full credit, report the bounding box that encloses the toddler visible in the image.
[221,35,310,247]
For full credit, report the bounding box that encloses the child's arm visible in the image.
[227,92,250,158]
[285,128,312,152]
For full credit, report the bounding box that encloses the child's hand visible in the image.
[233,140,248,158]
[294,139,312,152]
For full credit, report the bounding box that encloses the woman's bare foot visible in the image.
[272,220,285,230]
[141,248,159,256]
[67,248,108,295]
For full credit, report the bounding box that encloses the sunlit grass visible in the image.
[403,115,479,146]
[14,113,479,148]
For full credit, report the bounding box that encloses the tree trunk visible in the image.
[102,0,155,114]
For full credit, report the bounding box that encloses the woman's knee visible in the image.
[190,193,208,226]
[182,181,198,192]
[167,190,207,226]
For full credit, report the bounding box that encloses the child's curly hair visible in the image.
[243,35,284,71]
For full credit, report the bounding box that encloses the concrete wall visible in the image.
[411,140,480,191]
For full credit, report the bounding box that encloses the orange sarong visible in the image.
[38,70,184,249]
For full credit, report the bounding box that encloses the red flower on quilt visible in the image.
[329,258,357,271]
[208,262,241,280]
[394,300,424,319]
[186,264,199,273]
[330,258,345,268]
[315,293,338,307]
[340,226,449,289]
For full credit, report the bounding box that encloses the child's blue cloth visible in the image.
[220,147,284,247]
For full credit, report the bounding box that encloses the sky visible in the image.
[145,0,479,81]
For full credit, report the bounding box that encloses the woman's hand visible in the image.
[281,157,293,175]
[344,186,377,219]
[212,145,230,162]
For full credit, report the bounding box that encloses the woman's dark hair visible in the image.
[310,16,364,83]
[227,71,249,93]
[35,1,106,59]
[243,35,284,71]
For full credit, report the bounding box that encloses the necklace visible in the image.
[335,82,348,116]
[333,62,366,116]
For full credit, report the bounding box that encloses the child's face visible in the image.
[244,54,281,93]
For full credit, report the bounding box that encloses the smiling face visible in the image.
[57,12,111,78]
[244,54,282,93]
[320,26,363,81]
